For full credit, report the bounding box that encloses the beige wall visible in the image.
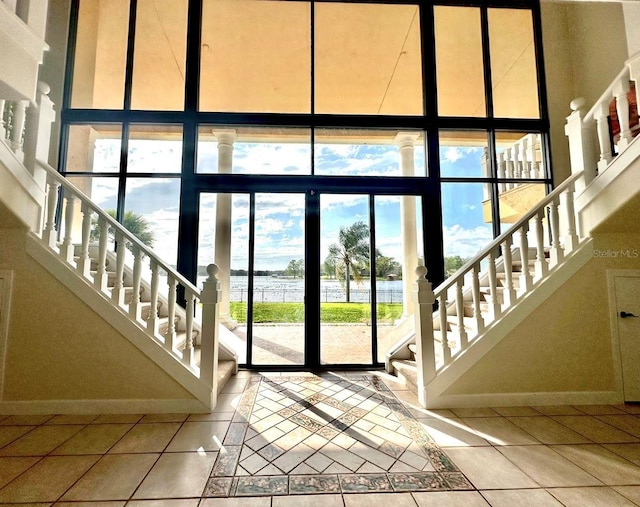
[0,228,193,402]
[444,231,640,397]
[541,1,628,185]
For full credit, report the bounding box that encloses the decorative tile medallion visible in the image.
[202,374,471,497]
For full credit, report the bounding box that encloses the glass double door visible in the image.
[197,190,420,369]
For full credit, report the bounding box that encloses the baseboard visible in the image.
[422,390,622,409]
[0,398,211,415]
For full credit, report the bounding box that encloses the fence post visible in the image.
[413,265,436,408]
[201,264,221,410]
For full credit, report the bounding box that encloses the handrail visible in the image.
[35,159,200,296]
[584,65,630,123]
[434,171,584,296]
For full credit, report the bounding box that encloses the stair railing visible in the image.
[416,171,584,390]
[33,159,218,390]
[565,52,640,191]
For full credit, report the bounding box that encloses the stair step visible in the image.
[390,358,418,396]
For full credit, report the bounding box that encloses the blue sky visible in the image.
[85,139,493,269]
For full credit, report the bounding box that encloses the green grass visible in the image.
[230,302,403,324]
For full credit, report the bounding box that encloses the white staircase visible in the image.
[387,53,640,408]
[0,80,238,413]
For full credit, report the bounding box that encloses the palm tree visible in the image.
[90,210,154,249]
[327,221,370,303]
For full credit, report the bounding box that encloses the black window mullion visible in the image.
[246,193,257,367]
[369,194,379,365]
[480,6,494,120]
[184,0,202,113]
[123,0,138,111]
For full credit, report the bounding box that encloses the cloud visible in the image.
[443,147,464,163]
[442,224,493,258]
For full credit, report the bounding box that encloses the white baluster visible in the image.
[548,197,564,267]
[147,259,159,336]
[129,244,142,321]
[527,134,540,178]
[502,237,517,306]
[59,193,76,263]
[521,136,531,178]
[76,203,92,278]
[505,148,514,189]
[595,102,613,173]
[512,142,521,182]
[487,248,501,320]
[10,101,27,161]
[519,223,532,293]
[183,290,196,367]
[561,184,579,252]
[481,147,490,200]
[165,276,177,350]
[471,263,484,336]
[497,152,506,193]
[43,176,60,248]
[0,99,6,140]
[455,279,468,349]
[94,217,109,292]
[438,294,451,365]
[614,78,632,150]
[534,210,548,280]
[111,230,126,307]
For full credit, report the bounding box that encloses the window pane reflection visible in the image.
[435,6,485,117]
[315,2,423,115]
[131,0,187,110]
[488,9,540,118]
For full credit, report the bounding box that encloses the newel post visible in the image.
[201,263,221,408]
[565,97,596,193]
[413,265,436,408]
[23,82,55,190]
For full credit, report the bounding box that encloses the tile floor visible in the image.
[1,371,640,505]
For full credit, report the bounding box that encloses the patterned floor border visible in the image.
[203,374,473,497]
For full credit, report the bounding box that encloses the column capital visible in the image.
[394,131,421,149]
[213,129,237,146]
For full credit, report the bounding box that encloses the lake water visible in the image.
[230,276,403,303]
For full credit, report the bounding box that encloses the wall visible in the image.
[443,231,640,398]
[541,1,628,185]
[0,227,195,404]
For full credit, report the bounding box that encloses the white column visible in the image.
[395,132,420,317]
[213,129,236,324]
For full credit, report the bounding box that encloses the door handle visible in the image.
[620,311,639,319]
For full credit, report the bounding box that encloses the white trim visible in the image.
[422,390,622,410]
[607,269,640,402]
[0,398,209,415]
[0,270,13,401]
